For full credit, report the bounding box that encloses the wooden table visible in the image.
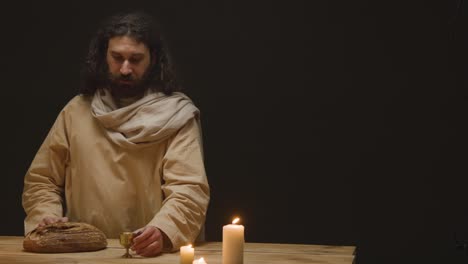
[0,236,355,264]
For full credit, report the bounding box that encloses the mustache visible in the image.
[116,75,135,82]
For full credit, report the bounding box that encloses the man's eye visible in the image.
[113,56,124,62]
[129,58,141,64]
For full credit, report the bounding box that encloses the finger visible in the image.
[59,217,68,223]
[132,229,157,251]
[42,218,51,225]
[43,217,56,225]
[132,227,155,246]
[131,228,144,246]
[137,241,162,257]
[132,227,144,237]
[138,240,162,257]
[38,220,46,227]
[134,228,161,252]
[131,227,150,250]
[135,231,161,254]
[133,227,153,244]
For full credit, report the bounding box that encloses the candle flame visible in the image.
[232,217,240,224]
[197,257,205,263]
[188,244,192,248]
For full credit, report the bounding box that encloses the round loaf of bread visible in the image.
[23,222,107,253]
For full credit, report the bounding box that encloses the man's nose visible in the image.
[120,60,132,75]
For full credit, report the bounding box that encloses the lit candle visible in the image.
[193,257,207,264]
[222,217,244,264]
[180,244,194,264]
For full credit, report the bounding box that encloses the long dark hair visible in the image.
[80,11,180,96]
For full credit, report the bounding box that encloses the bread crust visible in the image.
[23,222,107,253]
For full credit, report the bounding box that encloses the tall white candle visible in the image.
[222,217,244,264]
[193,257,207,264]
[180,244,194,264]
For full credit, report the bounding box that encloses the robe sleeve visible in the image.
[22,110,69,235]
[148,117,210,251]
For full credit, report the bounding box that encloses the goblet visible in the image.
[119,232,134,258]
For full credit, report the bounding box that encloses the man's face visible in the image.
[106,35,151,98]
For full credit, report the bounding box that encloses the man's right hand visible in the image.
[38,217,69,227]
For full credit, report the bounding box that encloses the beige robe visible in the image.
[22,92,210,251]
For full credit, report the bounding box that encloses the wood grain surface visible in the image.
[0,236,355,264]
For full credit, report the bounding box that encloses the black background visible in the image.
[1,1,467,263]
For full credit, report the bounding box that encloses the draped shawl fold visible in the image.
[91,89,200,149]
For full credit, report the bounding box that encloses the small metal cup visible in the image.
[119,232,134,258]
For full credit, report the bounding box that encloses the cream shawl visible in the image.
[91,89,200,149]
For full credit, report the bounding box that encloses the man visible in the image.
[22,11,210,257]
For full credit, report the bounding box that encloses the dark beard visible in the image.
[107,74,149,99]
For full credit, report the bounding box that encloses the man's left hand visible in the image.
[131,226,163,257]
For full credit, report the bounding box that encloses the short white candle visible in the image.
[222,217,244,264]
[193,257,207,264]
[180,244,194,264]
